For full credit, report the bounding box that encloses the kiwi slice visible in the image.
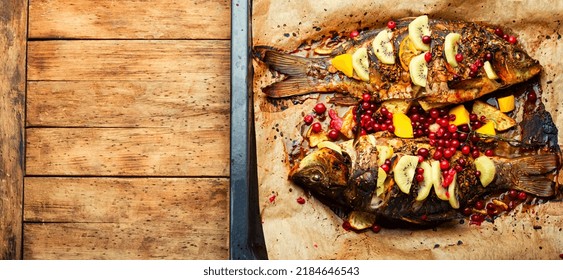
[474,156,496,187]
[408,15,431,51]
[393,155,419,194]
[447,173,460,209]
[415,161,433,201]
[430,160,448,201]
[352,47,370,81]
[409,53,428,87]
[372,29,395,64]
[444,33,461,67]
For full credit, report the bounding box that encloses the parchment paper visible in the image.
[252,0,563,259]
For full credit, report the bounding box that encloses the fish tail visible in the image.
[510,154,559,197]
[255,47,331,98]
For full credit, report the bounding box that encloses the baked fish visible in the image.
[289,134,560,228]
[256,15,541,109]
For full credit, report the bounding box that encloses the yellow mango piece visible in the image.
[448,104,470,126]
[475,120,496,136]
[392,112,414,138]
[331,53,354,77]
[497,95,515,113]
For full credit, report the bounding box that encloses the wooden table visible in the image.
[1,0,231,259]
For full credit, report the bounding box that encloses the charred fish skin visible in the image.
[289,136,560,226]
[256,17,541,108]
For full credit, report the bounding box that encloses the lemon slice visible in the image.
[392,112,414,138]
[331,53,354,77]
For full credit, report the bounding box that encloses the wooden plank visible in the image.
[26,81,230,128]
[27,40,230,81]
[28,0,231,39]
[24,177,229,223]
[0,0,27,260]
[23,177,229,259]
[24,223,228,259]
[25,128,230,176]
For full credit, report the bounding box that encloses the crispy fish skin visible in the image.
[289,135,559,226]
[256,17,541,108]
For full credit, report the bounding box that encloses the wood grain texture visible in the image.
[26,80,230,128]
[0,0,27,260]
[23,177,229,259]
[26,127,230,176]
[27,40,230,81]
[28,0,231,39]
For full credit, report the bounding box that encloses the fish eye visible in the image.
[312,173,322,182]
[513,51,525,62]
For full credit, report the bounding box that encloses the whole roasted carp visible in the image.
[255,15,541,109]
[289,134,560,228]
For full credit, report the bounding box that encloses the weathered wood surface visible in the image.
[23,2,233,259]
[24,177,229,259]
[28,0,231,39]
[0,0,27,260]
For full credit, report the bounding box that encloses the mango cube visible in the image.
[331,53,354,77]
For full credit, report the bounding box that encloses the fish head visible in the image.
[289,148,350,201]
[490,43,542,85]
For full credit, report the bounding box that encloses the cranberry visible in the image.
[469,70,477,77]
[417,148,430,158]
[470,64,479,72]
[429,108,440,119]
[484,53,493,61]
[350,30,360,38]
[480,115,487,122]
[475,170,481,177]
[314,103,327,114]
[384,159,392,166]
[461,145,471,155]
[373,123,381,131]
[440,159,450,170]
[380,123,388,131]
[448,124,457,133]
[450,140,460,149]
[484,149,494,157]
[470,135,481,143]
[311,122,322,133]
[487,208,497,216]
[415,174,424,182]
[508,35,517,44]
[387,124,395,133]
[304,114,314,125]
[470,213,484,225]
[471,149,480,158]
[455,53,463,62]
[518,192,527,200]
[454,164,463,172]
[463,207,473,216]
[458,158,467,167]
[433,150,443,160]
[387,20,396,30]
[486,202,496,211]
[508,190,519,200]
[494,28,504,37]
[422,35,432,44]
[380,164,390,173]
[342,221,352,231]
[459,132,468,141]
[424,52,432,63]
[508,200,517,210]
[380,107,389,116]
[372,224,382,233]
[527,90,537,102]
[328,129,339,140]
[362,93,371,102]
[418,155,425,163]
[296,197,306,204]
[475,59,484,68]
[437,127,445,137]
[475,200,485,210]
[502,34,509,41]
[443,149,454,159]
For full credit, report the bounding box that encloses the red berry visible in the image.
[450,140,460,149]
[387,20,396,29]
[443,149,454,159]
[371,224,382,233]
[469,70,477,77]
[527,90,537,102]
[296,197,306,204]
[380,164,390,173]
[373,123,381,131]
[440,159,450,170]
[387,124,395,133]
[475,59,484,67]
[475,170,481,177]
[384,159,392,166]
[304,114,314,125]
[461,145,471,155]
[362,93,371,102]
[486,202,496,211]
[448,124,457,133]
[328,129,339,140]
[508,190,518,200]
[502,34,509,41]
[484,149,494,157]
[455,53,463,62]
[424,52,432,63]
[380,107,389,116]
[415,174,424,182]
[463,207,472,216]
[475,200,485,210]
[433,150,443,160]
[508,35,517,44]
[454,164,463,172]
[350,30,360,38]
[417,148,429,158]
[470,64,479,72]
[314,103,326,114]
[342,221,352,231]
[311,122,322,133]
[518,192,527,201]
[429,108,440,119]
[380,123,388,131]
[416,167,425,175]
[422,35,432,44]
[484,53,493,61]
[471,149,480,158]
[418,155,425,163]
[494,28,504,37]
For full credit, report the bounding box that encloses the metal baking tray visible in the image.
[229,0,268,260]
